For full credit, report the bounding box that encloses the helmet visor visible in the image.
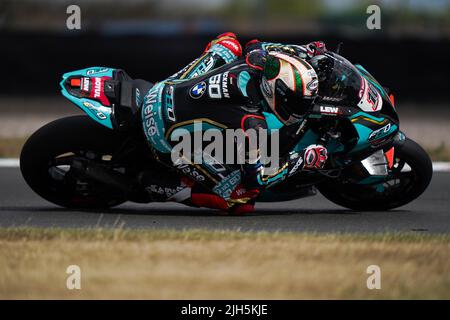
[275,79,315,121]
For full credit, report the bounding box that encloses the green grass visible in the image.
[0,227,449,299]
[1,227,449,243]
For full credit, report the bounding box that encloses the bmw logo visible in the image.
[189,82,207,99]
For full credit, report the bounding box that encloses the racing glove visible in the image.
[203,32,242,57]
[305,41,327,58]
[303,144,328,170]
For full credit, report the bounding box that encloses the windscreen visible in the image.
[318,52,386,112]
[317,52,363,105]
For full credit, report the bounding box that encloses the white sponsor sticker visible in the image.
[357,78,383,112]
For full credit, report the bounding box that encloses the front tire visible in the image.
[318,138,433,211]
[20,116,128,209]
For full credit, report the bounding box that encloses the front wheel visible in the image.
[318,138,433,211]
[20,116,128,209]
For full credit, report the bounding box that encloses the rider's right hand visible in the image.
[303,144,328,170]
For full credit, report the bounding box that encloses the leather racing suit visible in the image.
[140,33,328,213]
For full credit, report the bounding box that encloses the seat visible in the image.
[104,69,154,130]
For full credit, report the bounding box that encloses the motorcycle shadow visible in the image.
[7,206,409,217]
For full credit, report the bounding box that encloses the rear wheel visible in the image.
[20,116,128,209]
[318,138,433,210]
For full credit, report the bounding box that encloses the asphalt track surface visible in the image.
[0,168,449,234]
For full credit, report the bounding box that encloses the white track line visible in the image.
[0,158,20,167]
[1,158,450,172]
[432,162,450,172]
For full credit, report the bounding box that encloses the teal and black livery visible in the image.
[141,82,172,154]
[60,67,115,129]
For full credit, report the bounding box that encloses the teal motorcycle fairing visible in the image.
[59,61,400,198]
[60,67,116,129]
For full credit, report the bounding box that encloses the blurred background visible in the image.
[0,0,449,158]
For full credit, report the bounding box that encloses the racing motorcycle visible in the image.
[20,51,433,211]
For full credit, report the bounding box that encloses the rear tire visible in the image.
[20,116,128,209]
[318,138,433,210]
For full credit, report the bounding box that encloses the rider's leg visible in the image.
[138,162,192,202]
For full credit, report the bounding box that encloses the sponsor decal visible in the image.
[141,83,172,153]
[146,184,185,198]
[173,161,206,182]
[165,86,176,122]
[82,101,93,108]
[81,77,90,92]
[357,78,382,112]
[86,68,109,75]
[143,90,158,137]
[288,156,304,176]
[319,105,340,115]
[321,96,342,103]
[141,82,172,153]
[135,88,142,106]
[307,70,316,78]
[221,40,239,51]
[307,78,319,92]
[87,76,110,106]
[82,101,107,120]
[93,77,102,99]
[368,123,392,140]
[261,77,272,98]
[208,74,222,99]
[189,82,207,99]
[203,56,215,71]
[190,56,215,79]
[219,39,241,56]
[222,71,230,98]
[210,44,236,63]
[212,170,241,199]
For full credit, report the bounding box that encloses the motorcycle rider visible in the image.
[140,32,329,213]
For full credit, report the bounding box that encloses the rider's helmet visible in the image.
[260,52,318,125]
